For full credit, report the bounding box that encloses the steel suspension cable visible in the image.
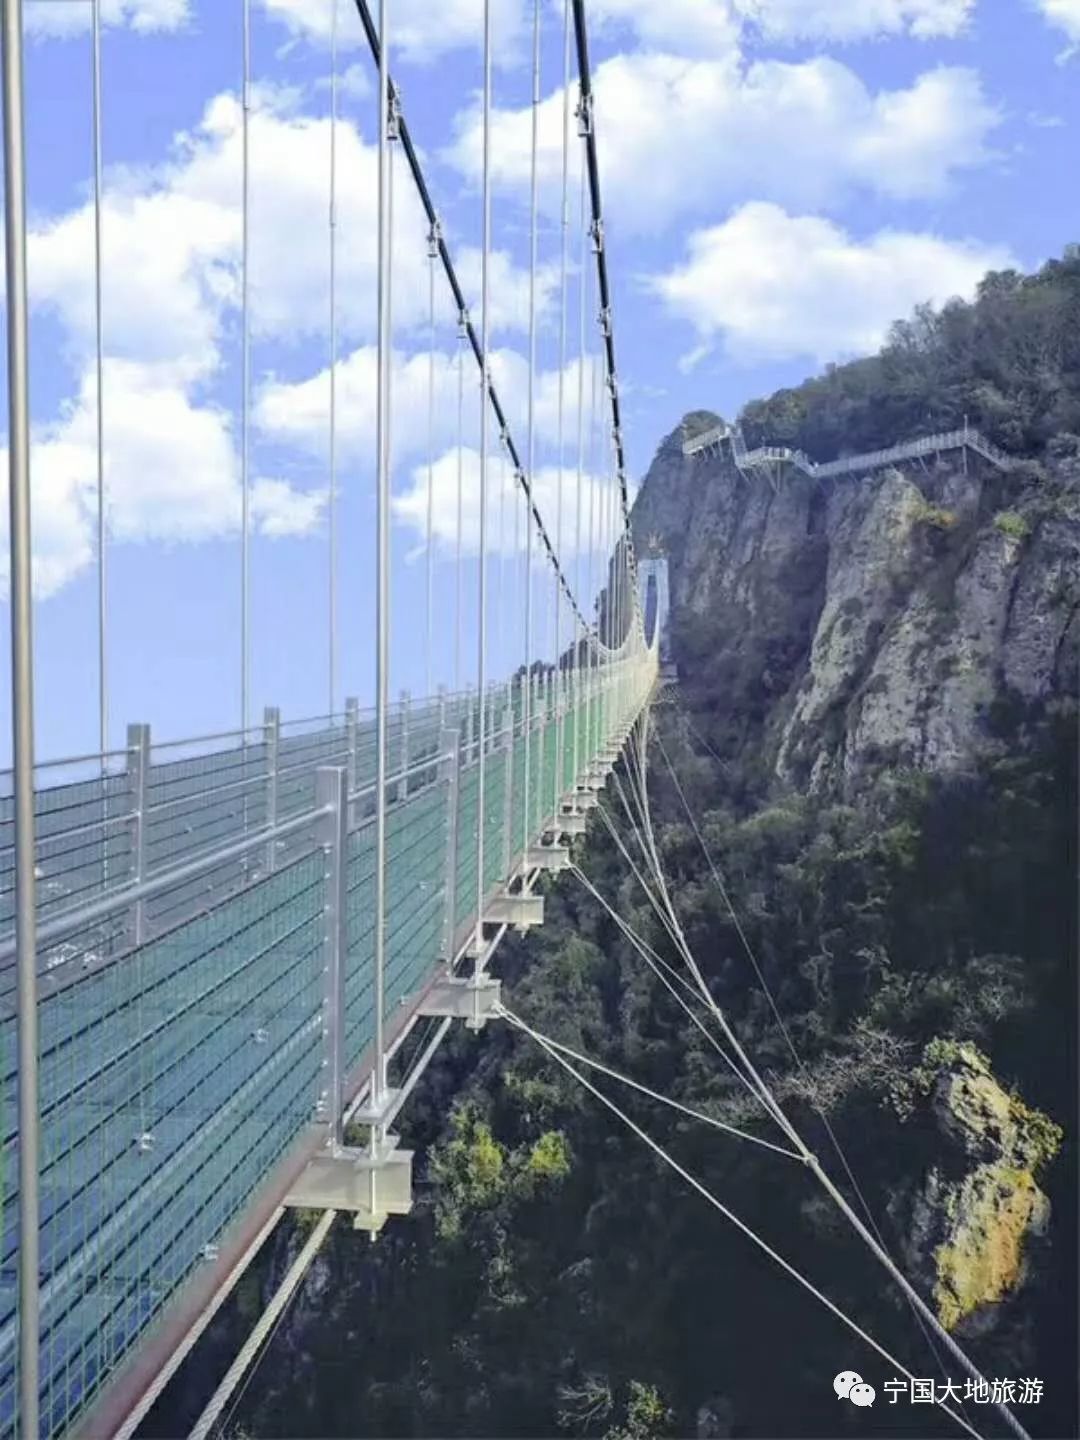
[473,0,492,964]
[653,719,979,1422]
[568,861,772,1104]
[347,0,594,640]
[499,1006,801,1160]
[571,0,640,625]
[372,0,392,1113]
[92,0,106,758]
[573,141,587,790]
[425,218,437,699]
[4,4,40,1430]
[552,0,571,820]
[512,1023,983,1440]
[241,0,251,735]
[617,716,1028,1440]
[328,0,338,714]
[522,0,539,850]
[454,323,464,694]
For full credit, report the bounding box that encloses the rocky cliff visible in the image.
[632,416,1080,795]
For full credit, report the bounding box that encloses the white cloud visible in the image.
[260,0,528,65]
[8,82,550,599]
[447,54,1000,236]
[25,0,191,38]
[393,449,615,560]
[1033,0,1080,52]
[255,343,608,471]
[650,202,1014,365]
[586,0,742,56]
[734,0,975,42]
[0,361,323,601]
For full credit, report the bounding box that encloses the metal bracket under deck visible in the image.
[524,843,571,874]
[419,972,501,1030]
[284,1135,414,1234]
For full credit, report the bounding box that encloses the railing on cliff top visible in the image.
[683,419,1013,476]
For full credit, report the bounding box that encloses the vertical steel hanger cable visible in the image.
[372,0,392,1111]
[552,0,570,819]
[92,0,106,759]
[328,0,338,715]
[4,7,39,1432]
[455,323,464,694]
[523,0,539,846]
[474,0,492,963]
[573,139,586,786]
[241,0,251,735]
[425,228,436,701]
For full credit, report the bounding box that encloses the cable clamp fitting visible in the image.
[457,305,470,338]
[589,218,604,254]
[597,305,612,337]
[427,215,443,259]
[576,90,593,138]
[387,85,402,141]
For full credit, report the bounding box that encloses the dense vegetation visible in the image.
[151,254,1077,1440]
[203,695,1074,1440]
[741,246,1080,460]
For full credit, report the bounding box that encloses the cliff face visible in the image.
[632,420,1080,793]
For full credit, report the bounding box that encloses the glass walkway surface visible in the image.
[0,644,657,1440]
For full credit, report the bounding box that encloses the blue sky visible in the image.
[2,0,1079,764]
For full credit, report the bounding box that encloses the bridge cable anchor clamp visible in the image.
[427,215,443,258]
[387,85,402,141]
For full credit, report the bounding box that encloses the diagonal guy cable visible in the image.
[512,1018,985,1440]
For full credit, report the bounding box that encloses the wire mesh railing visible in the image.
[1,645,657,1440]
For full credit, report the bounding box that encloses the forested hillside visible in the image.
[164,253,1078,1440]
[740,247,1080,461]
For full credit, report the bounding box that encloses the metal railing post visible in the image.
[437,682,446,732]
[127,722,150,946]
[316,766,348,1148]
[345,695,358,826]
[465,683,475,762]
[501,704,513,874]
[397,689,410,802]
[263,705,280,875]
[438,726,460,961]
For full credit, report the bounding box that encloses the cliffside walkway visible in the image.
[682,419,1013,478]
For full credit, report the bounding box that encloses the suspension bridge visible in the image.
[0,1,662,1435]
[0,4,1038,1440]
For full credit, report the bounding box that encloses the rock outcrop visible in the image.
[900,1042,1062,1332]
[632,420,1080,793]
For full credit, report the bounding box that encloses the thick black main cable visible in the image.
[348,0,592,639]
[570,0,638,608]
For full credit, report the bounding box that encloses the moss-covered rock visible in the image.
[904,1041,1061,1331]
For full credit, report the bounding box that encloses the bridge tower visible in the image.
[638,537,676,682]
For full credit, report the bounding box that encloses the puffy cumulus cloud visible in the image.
[392,449,617,560]
[25,0,190,38]
[734,0,975,42]
[0,362,324,601]
[26,89,545,377]
[1034,0,1080,50]
[446,54,1000,235]
[255,344,608,470]
[649,201,1014,365]
[11,84,548,598]
[586,0,742,56]
[260,0,529,64]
